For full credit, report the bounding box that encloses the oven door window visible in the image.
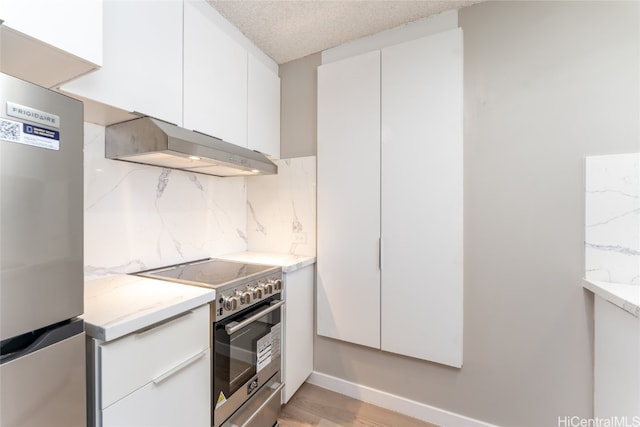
[214,300,281,401]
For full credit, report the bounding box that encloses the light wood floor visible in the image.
[278,383,439,427]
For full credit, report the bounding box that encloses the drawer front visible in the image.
[221,373,283,427]
[102,348,210,427]
[100,304,209,408]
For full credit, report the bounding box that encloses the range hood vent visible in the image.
[105,117,277,177]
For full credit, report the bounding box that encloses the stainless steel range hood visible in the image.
[105,117,277,177]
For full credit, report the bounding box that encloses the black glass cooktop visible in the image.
[137,258,278,288]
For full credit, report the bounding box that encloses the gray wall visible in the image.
[280,53,321,158]
[313,1,640,426]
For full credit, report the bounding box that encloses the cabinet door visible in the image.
[282,265,314,403]
[102,349,210,427]
[380,29,463,367]
[248,54,281,158]
[0,0,102,65]
[99,305,209,409]
[59,0,183,125]
[0,0,102,88]
[317,51,381,349]
[184,0,248,147]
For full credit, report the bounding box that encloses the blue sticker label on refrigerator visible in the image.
[0,118,60,150]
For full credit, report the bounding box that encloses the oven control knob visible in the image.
[222,296,239,311]
[270,279,283,291]
[240,291,253,305]
[264,282,274,294]
[249,285,263,299]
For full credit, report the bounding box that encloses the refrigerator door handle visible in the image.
[0,319,84,365]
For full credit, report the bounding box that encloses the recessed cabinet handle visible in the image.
[152,349,208,385]
[135,311,194,338]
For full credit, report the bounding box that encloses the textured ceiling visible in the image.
[209,0,482,64]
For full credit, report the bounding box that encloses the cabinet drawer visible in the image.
[102,348,210,427]
[99,305,209,409]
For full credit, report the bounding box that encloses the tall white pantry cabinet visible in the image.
[317,28,464,368]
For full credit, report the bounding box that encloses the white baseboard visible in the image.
[307,371,497,427]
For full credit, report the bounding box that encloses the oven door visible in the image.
[213,297,284,427]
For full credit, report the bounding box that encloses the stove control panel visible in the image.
[213,273,283,321]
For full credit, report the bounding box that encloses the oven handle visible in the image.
[225,300,285,335]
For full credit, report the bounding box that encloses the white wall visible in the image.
[280,54,321,158]
[314,1,640,426]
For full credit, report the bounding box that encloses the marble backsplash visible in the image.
[246,156,316,256]
[585,152,640,285]
[84,123,247,279]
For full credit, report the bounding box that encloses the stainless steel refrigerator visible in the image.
[0,72,86,427]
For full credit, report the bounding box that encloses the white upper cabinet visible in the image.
[248,54,280,158]
[317,50,381,349]
[0,0,102,88]
[184,0,248,146]
[56,0,279,147]
[59,0,183,126]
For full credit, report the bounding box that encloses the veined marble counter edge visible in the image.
[217,251,316,273]
[82,274,216,342]
[82,253,315,342]
[583,279,640,318]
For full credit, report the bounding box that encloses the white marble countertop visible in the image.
[82,274,216,342]
[583,279,640,318]
[217,251,316,273]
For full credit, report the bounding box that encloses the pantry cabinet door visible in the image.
[317,50,381,349]
[184,0,248,147]
[380,28,463,367]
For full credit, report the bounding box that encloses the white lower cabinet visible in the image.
[90,305,210,427]
[101,350,209,427]
[282,265,314,403]
[594,296,640,419]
